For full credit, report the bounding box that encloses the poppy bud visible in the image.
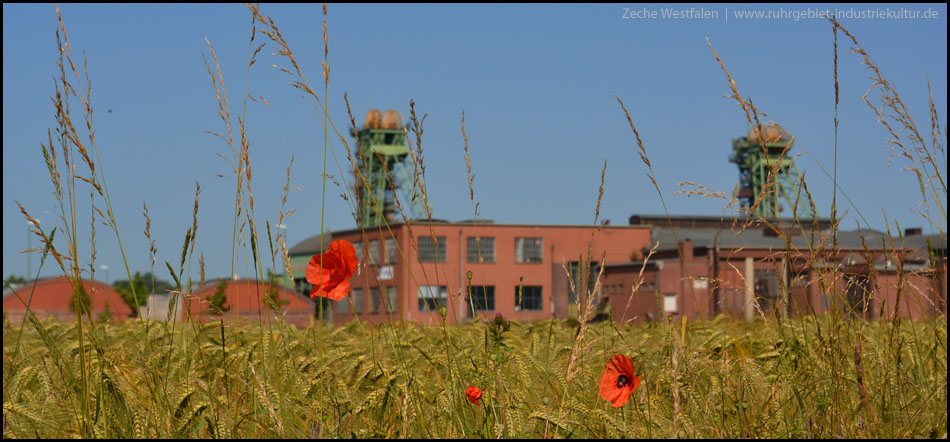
[465,386,482,405]
[542,396,550,405]
[438,305,447,318]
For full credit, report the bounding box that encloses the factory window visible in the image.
[337,292,350,314]
[313,297,332,320]
[845,274,872,319]
[567,261,600,303]
[515,285,543,311]
[791,268,808,287]
[724,287,744,311]
[368,239,380,266]
[353,240,363,263]
[663,293,677,314]
[418,236,446,263]
[638,281,656,295]
[293,277,311,296]
[385,238,398,264]
[515,237,543,263]
[467,237,495,263]
[370,287,381,313]
[352,288,364,314]
[754,269,780,313]
[386,286,397,313]
[418,285,448,311]
[469,286,495,311]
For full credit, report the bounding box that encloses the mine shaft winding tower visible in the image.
[352,109,427,227]
[729,122,810,219]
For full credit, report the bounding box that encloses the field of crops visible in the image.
[3,4,947,439]
[2,315,946,438]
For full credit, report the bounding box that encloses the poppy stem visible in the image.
[543,404,550,439]
[621,401,627,436]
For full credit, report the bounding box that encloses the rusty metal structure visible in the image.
[729,122,810,219]
[352,109,427,227]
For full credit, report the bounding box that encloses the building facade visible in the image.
[3,277,133,323]
[601,215,947,323]
[184,278,316,327]
[289,221,652,325]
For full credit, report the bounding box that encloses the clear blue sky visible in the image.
[3,3,947,283]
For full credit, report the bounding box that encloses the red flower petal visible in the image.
[306,252,340,285]
[465,386,482,405]
[599,370,621,401]
[305,240,358,300]
[610,388,632,407]
[617,354,636,376]
[599,354,639,408]
[328,240,358,277]
[324,280,351,301]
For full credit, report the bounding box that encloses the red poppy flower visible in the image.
[306,239,358,301]
[599,354,640,408]
[465,386,482,405]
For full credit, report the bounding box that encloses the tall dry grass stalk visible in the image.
[4,5,946,440]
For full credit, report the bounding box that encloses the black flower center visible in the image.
[617,375,628,388]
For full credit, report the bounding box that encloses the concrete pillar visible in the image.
[744,256,755,321]
[780,256,788,319]
[458,229,464,325]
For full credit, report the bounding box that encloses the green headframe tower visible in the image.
[352,109,427,227]
[729,122,810,219]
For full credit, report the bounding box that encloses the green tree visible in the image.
[208,280,230,315]
[114,271,174,317]
[264,270,290,310]
[3,274,27,287]
[96,301,114,323]
[70,283,91,315]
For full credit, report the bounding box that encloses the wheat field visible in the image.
[3,4,947,439]
[3,314,946,438]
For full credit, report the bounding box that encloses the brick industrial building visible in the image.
[3,276,133,323]
[288,221,651,325]
[3,216,943,326]
[601,215,947,323]
[282,113,946,325]
[289,215,946,325]
[182,278,316,327]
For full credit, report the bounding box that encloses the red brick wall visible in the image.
[604,247,946,322]
[186,279,315,327]
[603,263,659,323]
[3,277,132,323]
[329,223,651,326]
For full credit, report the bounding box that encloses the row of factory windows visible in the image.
[352,236,545,265]
[295,279,544,314]
[417,285,544,313]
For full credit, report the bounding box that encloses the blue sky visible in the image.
[3,3,947,283]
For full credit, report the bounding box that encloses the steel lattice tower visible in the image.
[729,123,810,219]
[352,110,427,227]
